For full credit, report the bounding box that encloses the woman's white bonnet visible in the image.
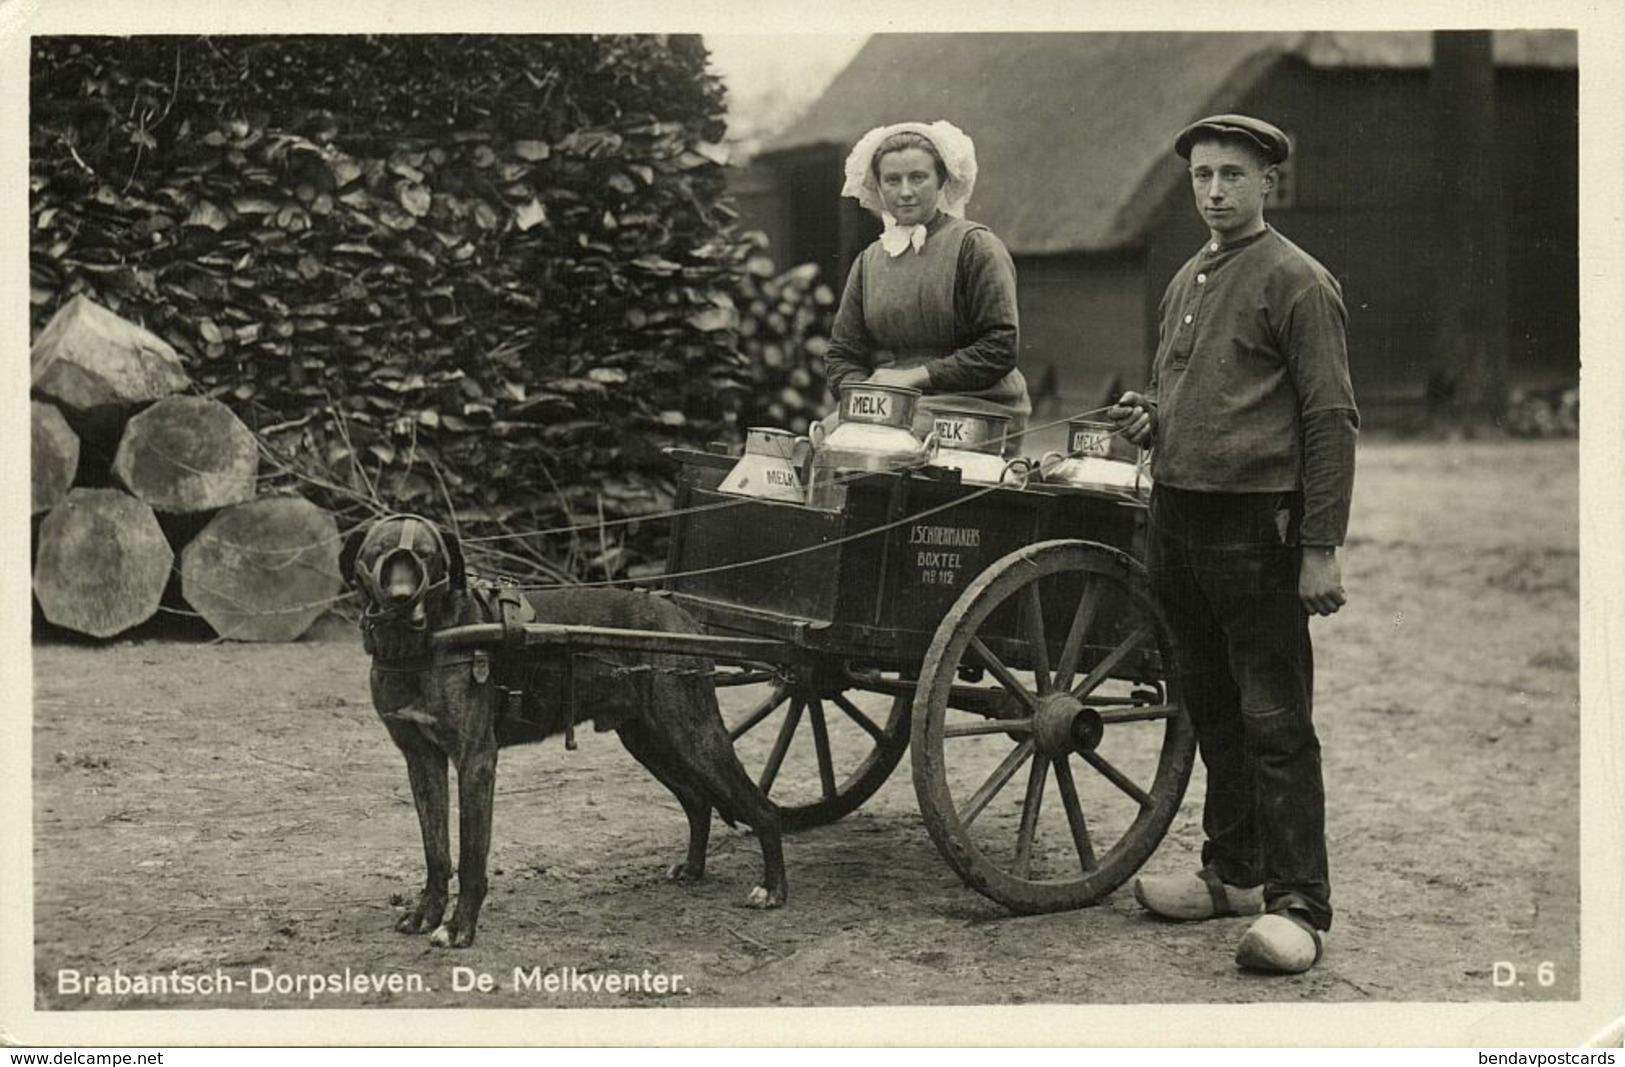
[839,120,979,218]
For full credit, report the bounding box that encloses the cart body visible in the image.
[663,449,1156,680]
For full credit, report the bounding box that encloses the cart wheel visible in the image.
[911,539,1194,913]
[717,671,911,832]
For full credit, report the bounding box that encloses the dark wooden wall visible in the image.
[1016,252,1149,419]
[1142,60,1579,409]
[732,60,1579,419]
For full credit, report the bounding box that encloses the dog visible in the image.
[340,514,786,948]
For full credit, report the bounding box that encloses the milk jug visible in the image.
[718,427,814,503]
[1040,418,1148,494]
[927,409,1026,485]
[806,383,937,509]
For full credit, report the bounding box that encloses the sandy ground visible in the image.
[29,439,1581,1016]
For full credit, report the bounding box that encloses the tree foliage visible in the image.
[30,34,754,577]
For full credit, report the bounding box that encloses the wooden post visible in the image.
[1428,30,1511,433]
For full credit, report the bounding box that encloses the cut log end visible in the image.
[180,495,343,642]
[31,294,191,413]
[113,395,259,514]
[32,400,80,515]
[34,488,174,639]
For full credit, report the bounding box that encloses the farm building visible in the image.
[730,31,1578,421]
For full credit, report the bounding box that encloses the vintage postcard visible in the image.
[4,0,1621,1049]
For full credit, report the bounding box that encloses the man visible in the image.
[1110,114,1358,974]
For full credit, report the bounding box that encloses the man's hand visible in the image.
[1107,391,1156,447]
[866,365,932,390]
[1299,547,1347,616]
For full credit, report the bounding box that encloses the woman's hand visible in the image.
[866,365,932,390]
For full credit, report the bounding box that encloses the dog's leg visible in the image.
[669,794,713,884]
[390,727,451,935]
[430,744,497,949]
[736,782,787,910]
[689,716,789,909]
[618,722,713,883]
[640,685,788,910]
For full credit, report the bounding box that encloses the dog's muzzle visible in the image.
[357,516,452,657]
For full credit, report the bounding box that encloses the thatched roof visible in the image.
[763,31,1576,255]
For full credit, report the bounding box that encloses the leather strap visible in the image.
[1197,867,1236,917]
[496,587,528,649]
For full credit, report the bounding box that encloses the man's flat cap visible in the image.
[1174,114,1290,164]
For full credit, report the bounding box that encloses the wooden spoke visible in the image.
[831,692,888,744]
[943,717,1034,739]
[1097,704,1180,725]
[960,738,1035,828]
[1052,577,1100,693]
[942,684,1017,718]
[909,541,1198,913]
[1021,583,1052,694]
[969,637,1040,713]
[1013,755,1050,878]
[808,699,837,801]
[757,698,804,794]
[1068,623,1152,701]
[1052,756,1098,871]
[728,685,791,741]
[1080,750,1155,809]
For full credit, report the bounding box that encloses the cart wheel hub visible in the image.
[1033,693,1103,756]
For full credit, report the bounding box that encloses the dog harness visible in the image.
[358,514,581,751]
[472,583,579,752]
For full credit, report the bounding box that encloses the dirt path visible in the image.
[29,440,1581,1013]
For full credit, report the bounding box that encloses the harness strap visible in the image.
[1198,867,1236,918]
[497,587,528,649]
[486,585,579,752]
[370,651,481,674]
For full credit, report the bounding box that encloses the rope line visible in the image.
[147,426,1144,621]
[458,403,1121,545]
[225,401,1122,557]
[514,421,1143,592]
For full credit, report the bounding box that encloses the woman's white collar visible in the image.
[879,212,932,257]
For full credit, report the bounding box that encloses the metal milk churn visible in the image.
[926,408,1026,485]
[806,383,937,509]
[1040,418,1148,495]
[718,427,814,503]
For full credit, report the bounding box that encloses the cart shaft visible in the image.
[431,622,786,666]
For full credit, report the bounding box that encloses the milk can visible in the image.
[717,427,814,503]
[926,409,1027,485]
[1039,418,1148,495]
[806,383,937,509]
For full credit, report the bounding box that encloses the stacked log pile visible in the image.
[30,296,341,641]
[29,36,752,581]
[733,246,837,436]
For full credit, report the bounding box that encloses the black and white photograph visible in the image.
[5,0,1622,1049]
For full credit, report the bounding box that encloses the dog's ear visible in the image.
[444,528,466,593]
[339,524,369,589]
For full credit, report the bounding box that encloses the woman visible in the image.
[823,120,1030,449]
